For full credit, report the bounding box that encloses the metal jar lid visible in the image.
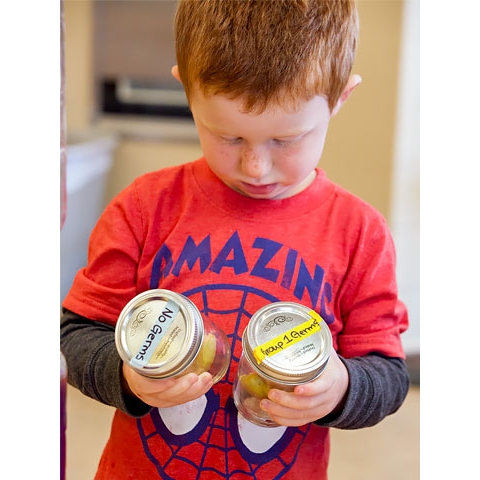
[242,302,332,385]
[115,289,204,378]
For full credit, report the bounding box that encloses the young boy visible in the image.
[60,1,410,479]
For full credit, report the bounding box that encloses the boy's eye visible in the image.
[220,136,243,144]
[273,138,294,147]
[273,133,306,147]
[218,135,301,146]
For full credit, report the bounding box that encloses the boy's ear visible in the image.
[171,65,182,84]
[331,74,362,116]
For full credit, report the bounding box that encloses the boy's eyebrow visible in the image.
[274,129,313,139]
[208,124,315,139]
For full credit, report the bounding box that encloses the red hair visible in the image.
[174,0,359,112]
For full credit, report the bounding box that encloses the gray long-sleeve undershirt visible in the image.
[60,308,410,428]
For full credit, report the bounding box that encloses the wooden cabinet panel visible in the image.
[94,0,179,85]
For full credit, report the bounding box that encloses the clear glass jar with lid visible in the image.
[233,302,332,427]
[115,289,231,383]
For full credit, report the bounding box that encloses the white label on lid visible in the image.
[129,300,180,368]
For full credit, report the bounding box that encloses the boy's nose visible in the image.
[241,147,271,180]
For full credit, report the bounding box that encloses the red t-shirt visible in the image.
[64,158,408,479]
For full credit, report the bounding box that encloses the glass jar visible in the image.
[233,302,332,427]
[115,289,230,383]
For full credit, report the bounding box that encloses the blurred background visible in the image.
[61,1,419,479]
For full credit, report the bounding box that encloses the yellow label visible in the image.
[253,310,322,364]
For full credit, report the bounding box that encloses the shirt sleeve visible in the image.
[335,212,409,360]
[315,353,411,429]
[60,307,152,418]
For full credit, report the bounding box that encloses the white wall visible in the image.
[390,0,420,354]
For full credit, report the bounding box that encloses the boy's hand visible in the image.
[258,349,349,427]
[122,362,214,408]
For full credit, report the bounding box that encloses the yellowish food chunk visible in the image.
[239,373,270,398]
[197,333,217,372]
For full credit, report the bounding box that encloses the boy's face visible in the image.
[189,89,333,200]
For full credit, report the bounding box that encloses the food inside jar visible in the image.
[235,373,272,424]
[238,372,271,398]
[189,332,217,374]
